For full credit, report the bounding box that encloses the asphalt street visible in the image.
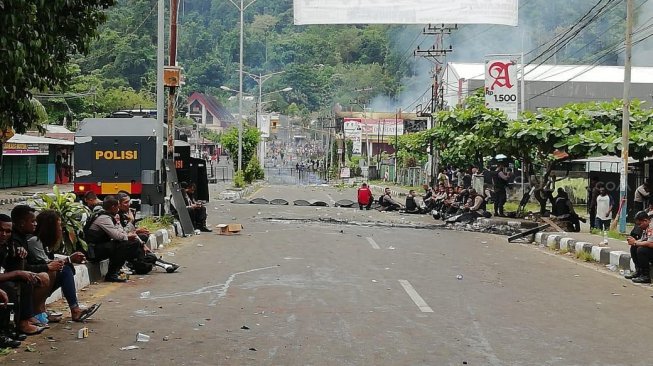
[9,184,653,365]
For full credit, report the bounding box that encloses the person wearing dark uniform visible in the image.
[553,188,581,232]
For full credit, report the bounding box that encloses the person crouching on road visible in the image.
[626,211,653,284]
[357,183,373,210]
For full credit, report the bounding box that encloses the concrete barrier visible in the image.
[591,246,612,264]
[546,235,561,249]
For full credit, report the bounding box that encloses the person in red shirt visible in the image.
[357,183,373,210]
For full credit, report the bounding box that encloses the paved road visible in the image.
[11,185,653,365]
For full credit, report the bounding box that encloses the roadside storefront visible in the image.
[0,134,74,188]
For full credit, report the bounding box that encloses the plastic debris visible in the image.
[456,275,463,280]
[241,325,250,330]
[606,264,617,271]
[388,246,396,250]
[120,346,139,351]
[140,291,151,299]
[249,348,257,351]
[136,333,150,342]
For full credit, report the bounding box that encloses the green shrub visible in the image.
[244,156,264,183]
[234,170,246,188]
[32,186,90,254]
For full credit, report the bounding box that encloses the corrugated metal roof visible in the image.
[8,133,74,146]
[448,62,653,84]
[44,125,74,134]
[76,117,159,137]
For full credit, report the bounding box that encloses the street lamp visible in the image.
[225,0,258,171]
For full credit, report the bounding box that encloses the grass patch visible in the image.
[576,250,594,262]
[500,201,541,213]
[137,215,175,232]
[560,248,569,255]
[589,228,627,240]
[547,241,558,250]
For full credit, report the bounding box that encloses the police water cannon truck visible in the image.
[74,117,159,197]
[74,117,209,202]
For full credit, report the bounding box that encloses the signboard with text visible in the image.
[344,118,404,139]
[294,0,519,26]
[344,119,363,155]
[485,58,519,120]
[3,142,49,156]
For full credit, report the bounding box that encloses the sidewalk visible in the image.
[0,183,72,206]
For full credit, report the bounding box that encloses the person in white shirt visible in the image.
[594,187,613,231]
[634,181,650,212]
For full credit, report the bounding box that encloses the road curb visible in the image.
[531,231,635,271]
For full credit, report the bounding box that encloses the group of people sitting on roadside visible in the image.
[0,206,101,348]
[356,183,491,222]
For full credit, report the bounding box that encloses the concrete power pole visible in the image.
[166,0,180,160]
[619,0,634,232]
[414,24,456,185]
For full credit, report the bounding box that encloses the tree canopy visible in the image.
[394,91,653,177]
[0,0,115,132]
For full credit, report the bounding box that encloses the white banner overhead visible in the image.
[294,0,518,26]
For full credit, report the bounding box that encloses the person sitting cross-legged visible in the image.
[379,188,403,212]
[404,190,422,214]
[84,196,143,282]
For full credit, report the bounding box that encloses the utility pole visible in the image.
[156,0,164,167]
[414,24,456,186]
[619,0,634,232]
[166,0,180,160]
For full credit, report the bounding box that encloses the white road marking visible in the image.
[366,237,380,249]
[398,280,434,313]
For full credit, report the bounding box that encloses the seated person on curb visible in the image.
[84,196,143,282]
[626,211,653,283]
[3,208,51,336]
[379,188,403,211]
[357,183,373,210]
[462,189,491,219]
[404,190,422,214]
[553,188,581,232]
[0,214,44,344]
[83,191,103,211]
[117,193,179,274]
[26,210,101,323]
[179,182,212,232]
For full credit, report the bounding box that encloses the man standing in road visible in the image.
[492,164,510,217]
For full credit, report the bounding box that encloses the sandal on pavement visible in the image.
[73,303,101,322]
[21,326,45,336]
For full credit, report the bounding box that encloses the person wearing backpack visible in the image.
[84,196,142,282]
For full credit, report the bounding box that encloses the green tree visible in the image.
[0,0,115,133]
[220,124,261,171]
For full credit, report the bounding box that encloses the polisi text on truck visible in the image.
[95,150,138,160]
